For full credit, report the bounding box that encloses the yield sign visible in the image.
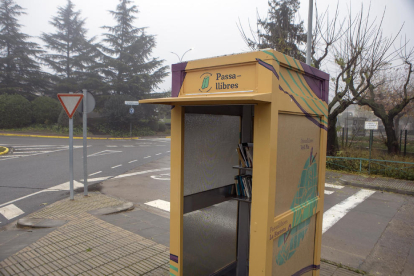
[57,93,83,119]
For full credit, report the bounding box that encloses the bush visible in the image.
[148,120,159,131]
[57,109,82,127]
[0,94,32,128]
[31,96,61,125]
[158,122,166,132]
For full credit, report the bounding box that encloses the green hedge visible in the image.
[31,96,61,125]
[0,94,32,128]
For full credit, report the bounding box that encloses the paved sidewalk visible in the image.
[0,193,170,276]
[326,170,414,195]
[0,192,363,276]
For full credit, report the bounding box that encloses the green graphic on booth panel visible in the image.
[276,149,318,265]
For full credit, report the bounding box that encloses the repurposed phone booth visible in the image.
[140,49,329,276]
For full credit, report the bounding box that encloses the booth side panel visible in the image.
[249,101,279,275]
[271,114,321,276]
[313,119,328,276]
[170,106,185,276]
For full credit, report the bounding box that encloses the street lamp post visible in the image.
[171,48,193,62]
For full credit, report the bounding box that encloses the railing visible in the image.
[326,156,414,180]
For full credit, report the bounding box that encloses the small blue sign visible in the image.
[129,107,134,114]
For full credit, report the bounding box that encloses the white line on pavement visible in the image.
[144,156,151,158]
[155,153,161,156]
[111,164,122,169]
[322,189,375,234]
[114,168,170,179]
[324,190,334,195]
[166,151,170,153]
[144,199,170,212]
[0,181,83,208]
[128,160,138,163]
[0,204,25,220]
[325,183,344,189]
[82,176,112,182]
[89,171,102,176]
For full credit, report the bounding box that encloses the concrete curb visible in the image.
[339,178,414,196]
[88,202,134,216]
[16,218,67,228]
[0,146,9,155]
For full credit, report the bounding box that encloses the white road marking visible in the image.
[144,156,151,158]
[150,173,170,180]
[0,204,24,220]
[155,153,162,156]
[87,150,122,157]
[123,145,134,147]
[0,181,83,208]
[324,190,334,195]
[114,168,170,179]
[82,176,112,182]
[111,164,122,169]
[106,145,118,148]
[89,171,102,176]
[322,189,375,234]
[145,200,170,212]
[166,151,170,153]
[0,145,84,161]
[139,145,150,147]
[325,183,344,189]
[128,160,138,163]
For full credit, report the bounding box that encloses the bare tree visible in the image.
[327,5,402,155]
[352,38,414,154]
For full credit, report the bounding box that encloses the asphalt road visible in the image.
[0,136,171,226]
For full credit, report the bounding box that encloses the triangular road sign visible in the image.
[57,93,84,119]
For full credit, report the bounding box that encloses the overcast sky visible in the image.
[17,0,414,92]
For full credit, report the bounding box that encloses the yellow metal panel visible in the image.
[249,100,278,275]
[169,106,184,276]
[313,119,328,276]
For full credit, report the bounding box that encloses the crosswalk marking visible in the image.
[0,204,24,220]
[322,189,375,234]
[324,190,334,195]
[325,183,344,189]
[145,200,170,212]
[0,145,84,161]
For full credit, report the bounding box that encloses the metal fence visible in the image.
[326,156,414,180]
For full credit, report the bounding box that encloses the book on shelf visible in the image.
[233,175,252,199]
[237,143,253,168]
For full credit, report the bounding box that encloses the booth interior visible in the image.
[182,104,254,276]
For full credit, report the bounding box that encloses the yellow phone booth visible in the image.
[140,49,329,276]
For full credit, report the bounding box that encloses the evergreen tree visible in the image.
[41,0,101,93]
[0,0,47,97]
[100,0,168,98]
[242,0,307,61]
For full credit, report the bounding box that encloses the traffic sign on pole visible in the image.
[57,93,83,119]
[57,93,83,200]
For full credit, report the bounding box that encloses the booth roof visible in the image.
[139,93,272,106]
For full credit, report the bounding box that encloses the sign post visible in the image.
[125,101,139,139]
[57,93,83,200]
[365,121,378,175]
[82,89,88,196]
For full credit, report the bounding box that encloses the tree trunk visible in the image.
[327,114,339,156]
[384,121,399,154]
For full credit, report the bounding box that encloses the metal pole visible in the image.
[369,130,373,175]
[306,0,313,65]
[69,117,74,200]
[83,89,88,196]
[346,128,349,146]
[342,127,345,147]
[400,130,403,153]
[130,122,132,139]
[404,130,407,156]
